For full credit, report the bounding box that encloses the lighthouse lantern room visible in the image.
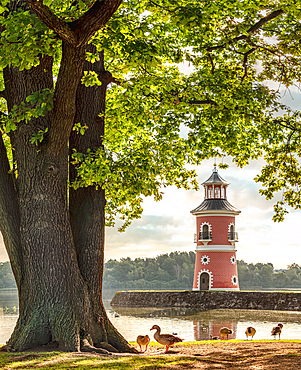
[191,165,240,291]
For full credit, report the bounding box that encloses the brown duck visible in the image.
[271,323,283,339]
[245,326,256,339]
[136,335,150,352]
[150,325,182,353]
[219,327,233,340]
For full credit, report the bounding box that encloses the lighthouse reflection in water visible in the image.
[193,319,237,340]
[108,303,301,341]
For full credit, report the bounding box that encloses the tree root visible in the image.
[0,345,11,352]
[98,342,119,352]
[81,339,111,354]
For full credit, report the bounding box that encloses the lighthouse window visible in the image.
[201,255,210,265]
[202,225,209,239]
[221,187,225,198]
[231,275,238,285]
[228,224,235,241]
[215,187,220,198]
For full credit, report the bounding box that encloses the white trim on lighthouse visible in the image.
[196,245,237,252]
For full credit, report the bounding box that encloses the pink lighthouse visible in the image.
[191,165,240,291]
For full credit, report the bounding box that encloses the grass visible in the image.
[2,340,301,369]
[0,351,196,370]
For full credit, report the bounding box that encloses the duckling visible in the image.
[219,327,233,340]
[245,326,256,339]
[271,323,283,339]
[136,335,150,352]
[210,335,219,340]
[150,324,182,353]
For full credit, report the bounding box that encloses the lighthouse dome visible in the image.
[202,166,229,186]
[191,166,240,215]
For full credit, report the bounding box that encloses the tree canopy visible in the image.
[2,0,298,228]
[0,0,300,353]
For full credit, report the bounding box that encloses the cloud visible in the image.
[105,214,195,261]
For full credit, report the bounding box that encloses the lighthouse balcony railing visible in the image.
[228,231,238,241]
[199,232,212,241]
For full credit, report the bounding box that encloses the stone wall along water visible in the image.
[111,290,301,311]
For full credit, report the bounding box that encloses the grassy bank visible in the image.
[1,340,301,369]
[0,351,192,370]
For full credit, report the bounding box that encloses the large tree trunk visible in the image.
[3,55,90,351]
[0,0,130,352]
[1,50,134,353]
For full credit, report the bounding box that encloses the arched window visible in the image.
[229,224,235,240]
[208,187,213,198]
[202,224,209,239]
[200,224,212,240]
[221,187,225,198]
[215,187,220,198]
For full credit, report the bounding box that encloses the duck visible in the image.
[245,326,256,339]
[136,335,150,352]
[271,323,283,339]
[210,335,219,340]
[219,327,233,340]
[150,325,182,353]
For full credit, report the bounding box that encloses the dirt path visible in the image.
[134,341,301,369]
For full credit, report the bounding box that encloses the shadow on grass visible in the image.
[0,351,196,370]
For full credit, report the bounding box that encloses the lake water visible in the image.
[1,289,301,344]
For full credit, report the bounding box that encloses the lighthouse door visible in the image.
[200,272,209,290]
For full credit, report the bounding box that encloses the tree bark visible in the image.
[69,45,132,352]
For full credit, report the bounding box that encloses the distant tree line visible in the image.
[237,261,301,290]
[0,262,17,289]
[103,254,301,290]
[1,254,301,291]
[103,251,196,290]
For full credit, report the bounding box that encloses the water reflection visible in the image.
[0,289,18,311]
[1,290,301,344]
[193,320,237,341]
[110,304,301,341]
[0,290,19,345]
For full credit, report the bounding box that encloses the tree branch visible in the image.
[242,9,284,36]
[187,99,217,106]
[25,0,77,45]
[71,0,123,45]
[241,47,257,82]
[25,0,123,47]
[207,9,284,52]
